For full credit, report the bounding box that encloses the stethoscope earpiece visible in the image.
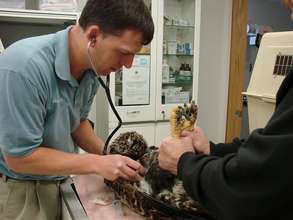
[87,38,96,49]
[87,41,91,49]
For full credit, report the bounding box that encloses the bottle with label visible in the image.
[179,63,186,76]
[185,64,192,76]
[162,59,170,83]
[163,40,167,54]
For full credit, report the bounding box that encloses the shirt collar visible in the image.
[54,26,79,87]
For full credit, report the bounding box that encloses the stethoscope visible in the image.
[87,41,122,155]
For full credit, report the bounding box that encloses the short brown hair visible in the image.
[79,0,154,45]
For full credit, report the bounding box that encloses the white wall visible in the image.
[197,0,232,143]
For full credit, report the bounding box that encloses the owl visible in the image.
[108,132,199,212]
[109,131,148,160]
[106,102,213,219]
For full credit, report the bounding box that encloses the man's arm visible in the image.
[210,137,243,157]
[4,147,144,181]
[71,119,104,154]
[5,147,99,176]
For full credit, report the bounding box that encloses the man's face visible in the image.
[89,29,143,76]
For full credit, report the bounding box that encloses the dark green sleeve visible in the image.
[177,125,293,219]
[210,138,244,157]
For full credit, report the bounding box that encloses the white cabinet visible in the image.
[0,8,77,48]
[0,8,77,24]
[96,0,201,146]
[156,0,201,120]
[0,0,85,26]
[154,122,170,146]
[0,0,80,12]
[110,54,156,123]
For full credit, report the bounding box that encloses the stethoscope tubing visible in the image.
[87,45,122,155]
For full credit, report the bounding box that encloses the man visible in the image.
[0,0,154,219]
[158,1,293,220]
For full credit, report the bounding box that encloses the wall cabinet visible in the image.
[0,0,85,12]
[0,8,77,47]
[96,0,201,146]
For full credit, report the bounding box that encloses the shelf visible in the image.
[162,81,192,86]
[0,8,77,25]
[164,24,194,30]
[163,53,193,57]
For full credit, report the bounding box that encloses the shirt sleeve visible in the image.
[210,137,244,157]
[178,127,293,219]
[0,71,45,157]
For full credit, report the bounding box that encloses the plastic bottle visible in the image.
[185,64,192,76]
[179,63,185,76]
[162,59,170,83]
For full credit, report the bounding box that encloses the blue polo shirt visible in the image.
[0,27,99,180]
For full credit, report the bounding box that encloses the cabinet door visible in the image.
[109,123,156,147]
[155,122,170,146]
[37,0,79,12]
[109,0,157,123]
[0,11,76,47]
[156,0,201,120]
[0,0,25,9]
[0,0,79,12]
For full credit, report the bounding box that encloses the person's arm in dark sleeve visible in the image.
[210,137,244,157]
[177,124,293,220]
[177,152,236,219]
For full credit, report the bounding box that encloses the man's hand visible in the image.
[96,154,145,181]
[182,127,211,155]
[158,136,194,175]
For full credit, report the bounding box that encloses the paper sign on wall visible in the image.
[122,55,150,105]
